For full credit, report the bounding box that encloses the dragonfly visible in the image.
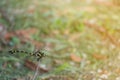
[8,49,46,61]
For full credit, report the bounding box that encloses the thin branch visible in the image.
[31,60,40,80]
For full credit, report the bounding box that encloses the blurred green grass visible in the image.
[0,0,120,80]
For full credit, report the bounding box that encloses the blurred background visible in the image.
[0,0,120,80]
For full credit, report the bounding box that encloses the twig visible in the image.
[31,49,46,80]
[31,60,40,80]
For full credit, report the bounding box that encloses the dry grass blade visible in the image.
[84,21,119,47]
[24,60,48,73]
